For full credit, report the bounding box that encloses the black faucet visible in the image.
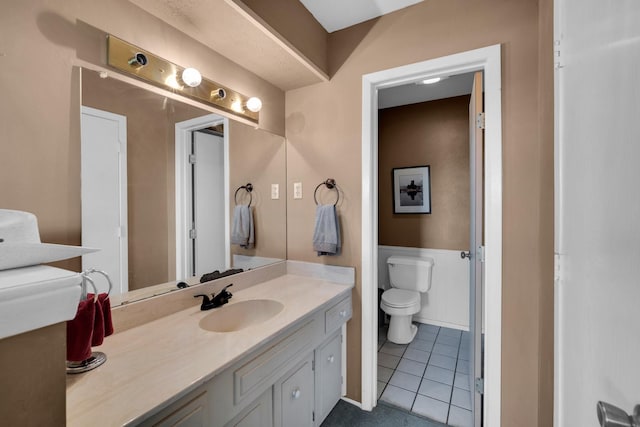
[194,284,233,310]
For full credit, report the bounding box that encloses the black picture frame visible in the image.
[392,165,431,214]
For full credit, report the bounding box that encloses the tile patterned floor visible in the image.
[377,323,473,427]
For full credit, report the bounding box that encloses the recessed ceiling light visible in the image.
[421,77,441,85]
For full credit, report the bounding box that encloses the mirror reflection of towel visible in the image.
[313,204,341,256]
[231,205,254,249]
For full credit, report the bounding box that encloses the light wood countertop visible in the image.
[66,274,352,426]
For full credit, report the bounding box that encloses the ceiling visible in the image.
[128,0,329,91]
[378,72,476,109]
[128,0,427,92]
[298,0,424,33]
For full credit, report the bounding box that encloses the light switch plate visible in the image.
[271,184,279,199]
[293,182,303,199]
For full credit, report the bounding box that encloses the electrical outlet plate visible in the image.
[271,184,279,200]
[293,182,303,199]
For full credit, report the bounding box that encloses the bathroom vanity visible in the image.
[66,266,353,427]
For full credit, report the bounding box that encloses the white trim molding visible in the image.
[361,45,502,426]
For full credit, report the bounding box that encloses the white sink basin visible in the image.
[199,299,284,332]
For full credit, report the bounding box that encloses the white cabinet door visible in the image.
[141,390,208,427]
[314,332,342,425]
[278,357,314,427]
[227,389,273,427]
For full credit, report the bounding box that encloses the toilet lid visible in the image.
[381,288,420,308]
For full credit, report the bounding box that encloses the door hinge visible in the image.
[475,377,484,394]
[312,411,315,422]
[188,154,196,164]
[312,360,315,371]
[554,39,563,69]
[477,245,485,263]
[554,252,561,285]
[189,228,197,239]
[476,112,485,130]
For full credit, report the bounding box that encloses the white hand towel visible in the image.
[231,205,254,249]
[313,204,341,256]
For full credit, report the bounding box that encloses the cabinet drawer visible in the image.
[324,296,351,333]
[234,321,314,405]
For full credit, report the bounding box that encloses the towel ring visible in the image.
[314,178,340,206]
[80,275,99,302]
[83,268,113,296]
[234,183,253,207]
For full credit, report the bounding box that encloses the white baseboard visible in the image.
[413,316,469,332]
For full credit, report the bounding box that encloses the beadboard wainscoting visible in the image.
[378,245,470,331]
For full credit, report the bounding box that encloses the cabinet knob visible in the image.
[339,310,347,317]
[291,388,301,400]
[327,355,335,363]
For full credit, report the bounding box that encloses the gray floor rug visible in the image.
[321,399,447,427]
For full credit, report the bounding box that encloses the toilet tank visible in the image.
[387,256,434,292]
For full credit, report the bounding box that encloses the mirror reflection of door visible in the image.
[80,106,128,296]
[191,127,226,277]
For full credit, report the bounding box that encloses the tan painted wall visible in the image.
[0,324,67,426]
[238,0,328,74]
[285,1,553,424]
[229,121,287,261]
[378,96,470,250]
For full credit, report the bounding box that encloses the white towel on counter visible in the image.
[231,205,254,249]
[313,204,341,256]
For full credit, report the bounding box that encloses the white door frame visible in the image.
[361,45,502,426]
[175,114,229,280]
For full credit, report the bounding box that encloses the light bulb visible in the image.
[181,68,202,87]
[246,97,262,113]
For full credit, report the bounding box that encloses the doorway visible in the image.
[361,45,502,426]
[175,115,230,280]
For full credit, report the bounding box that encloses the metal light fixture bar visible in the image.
[106,35,259,123]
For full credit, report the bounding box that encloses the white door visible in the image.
[555,1,640,425]
[468,71,484,427]
[80,106,127,295]
[192,130,225,276]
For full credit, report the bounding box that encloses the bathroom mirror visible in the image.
[80,68,286,304]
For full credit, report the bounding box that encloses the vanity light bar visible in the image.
[106,35,259,123]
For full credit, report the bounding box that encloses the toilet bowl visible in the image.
[381,256,434,344]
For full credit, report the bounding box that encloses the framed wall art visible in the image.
[392,165,431,214]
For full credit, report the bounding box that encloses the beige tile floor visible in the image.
[377,323,473,427]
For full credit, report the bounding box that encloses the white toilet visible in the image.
[380,256,434,344]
